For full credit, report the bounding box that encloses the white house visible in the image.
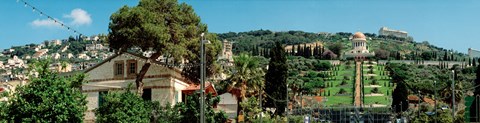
[80,52,194,122]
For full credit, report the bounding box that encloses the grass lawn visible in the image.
[364,96,391,105]
[325,96,353,106]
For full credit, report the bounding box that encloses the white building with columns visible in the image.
[344,32,375,59]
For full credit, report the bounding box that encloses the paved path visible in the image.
[354,62,362,107]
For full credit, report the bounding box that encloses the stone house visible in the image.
[80,52,195,122]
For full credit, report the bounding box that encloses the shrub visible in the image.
[96,90,150,123]
[371,87,380,94]
[338,88,347,94]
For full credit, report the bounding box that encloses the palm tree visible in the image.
[223,53,265,117]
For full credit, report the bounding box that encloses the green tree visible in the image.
[96,89,151,123]
[178,93,227,123]
[470,64,480,122]
[108,0,219,94]
[265,41,288,116]
[2,60,87,122]
[327,42,343,58]
[392,81,409,113]
[222,53,265,116]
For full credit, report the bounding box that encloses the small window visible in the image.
[114,61,124,77]
[127,60,137,77]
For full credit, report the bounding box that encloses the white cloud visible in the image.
[64,8,92,26]
[31,19,62,28]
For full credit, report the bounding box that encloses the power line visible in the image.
[17,0,84,36]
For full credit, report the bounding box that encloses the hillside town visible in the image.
[1,0,480,123]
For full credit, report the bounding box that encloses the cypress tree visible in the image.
[264,41,288,116]
[470,64,480,121]
[469,58,472,66]
[451,53,454,61]
[472,58,477,67]
[392,82,409,113]
[291,45,296,56]
[296,44,301,56]
[444,51,448,61]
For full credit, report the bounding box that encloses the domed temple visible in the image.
[344,32,375,59]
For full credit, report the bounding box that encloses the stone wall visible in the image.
[377,60,466,68]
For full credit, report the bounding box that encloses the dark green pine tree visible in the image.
[396,52,401,60]
[290,45,294,56]
[444,51,448,61]
[474,58,477,67]
[451,53,454,61]
[470,64,480,122]
[392,81,409,113]
[469,57,472,66]
[252,45,257,56]
[264,41,288,116]
[297,45,300,56]
[305,46,312,58]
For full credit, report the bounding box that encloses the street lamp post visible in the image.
[434,80,437,123]
[452,70,455,118]
[200,33,210,123]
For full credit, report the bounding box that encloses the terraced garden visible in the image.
[362,61,393,107]
[287,57,393,107]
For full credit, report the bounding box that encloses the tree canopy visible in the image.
[1,60,87,122]
[264,41,288,116]
[108,0,220,94]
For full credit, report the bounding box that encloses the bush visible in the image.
[371,87,380,93]
[314,61,332,71]
[338,88,347,94]
[370,79,378,85]
[96,89,151,123]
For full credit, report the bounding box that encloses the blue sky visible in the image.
[1,0,479,53]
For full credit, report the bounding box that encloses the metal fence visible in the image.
[289,106,393,123]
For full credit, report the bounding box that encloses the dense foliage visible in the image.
[108,0,220,94]
[1,60,87,122]
[264,41,288,116]
[218,30,468,61]
[96,89,151,123]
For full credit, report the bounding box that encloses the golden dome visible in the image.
[352,32,366,39]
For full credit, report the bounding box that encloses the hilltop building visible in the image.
[468,48,480,58]
[220,40,233,62]
[379,27,408,38]
[78,52,217,121]
[343,32,375,59]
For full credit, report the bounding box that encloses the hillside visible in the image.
[217,30,468,60]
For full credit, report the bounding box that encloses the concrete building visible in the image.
[4,56,25,69]
[51,53,61,60]
[50,40,62,46]
[33,49,49,59]
[468,48,480,58]
[344,32,375,59]
[378,27,408,38]
[220,40,233,62]
[50,63,73,73]
[86,43,105,51]
[79,52,196,122]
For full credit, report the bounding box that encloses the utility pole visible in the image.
[200,33,210,123]
[452,70,456,118]
[200,33,205,123]
[434,80,437,123]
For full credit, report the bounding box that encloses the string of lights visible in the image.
[17,0,84,36]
